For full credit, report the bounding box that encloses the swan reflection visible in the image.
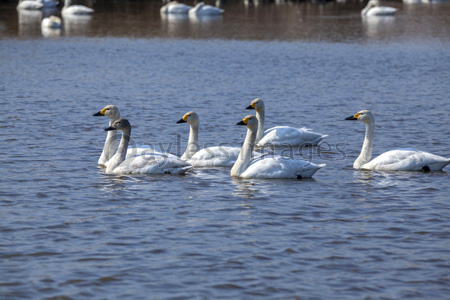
[63,14,92,36]
[362,15,395,39]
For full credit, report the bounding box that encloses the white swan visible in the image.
[231,115,325,179]
[246,98,327,147]
[361,0,397,16]
[345,110,450,171]
[62,0,94,16]
[176,111,241,167]
[93,105,165,168]
[160,1,193,14]
[41,15,62,28]
[188,2,224,16]
[17,0,43,10]
[104,119,192,175]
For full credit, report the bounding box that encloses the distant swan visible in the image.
[41,0,59,8]
[41,15,62,28]
[188,2,224,16]
[246,98,327,147]
[345,110,450,171]
[361,0,397,16]
[177,111,241,167]
[93,105,164,168]
[17,0,43,10]
[104,119,192,175]
[62,0,94,16]
[160,1,193,14]
[231,115,325,179]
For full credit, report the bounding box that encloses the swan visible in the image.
[104,119,192,175]
[62,0,94,16]
[41,0,59,8]
[246,98,327,147]
[160,1,193,14]
[231,115,325,179]
[93,105,164,168]
[41,15,62,28]
[176,111,241,167]
[345,110,450,171]
[188,2,224,16]
[17,0,43,10]
[361,0,397,16]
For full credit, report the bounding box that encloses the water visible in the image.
[1,0,450,299]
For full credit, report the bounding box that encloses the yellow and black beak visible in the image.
[236,117,250,126]
[176,119,186,124]
[246,104,254,110]
[105,126,116,131]
[345,113,359,121]
[177,114,189,124]
[93,108,107,117]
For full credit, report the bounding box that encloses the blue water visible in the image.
[1,1,450,299]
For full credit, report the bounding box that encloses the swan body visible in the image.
[160,1,193,14]
[93,105,165,168]
[41,0,59,8]
[246,98,327,147]
[104,119,192,175]
[62,0,94,16]
[17,0,43,10]
[177,111,241,167]
[231,115,325,179]
[188,2,224,16]
[362,0,397,16]
[345,110,449,171]
[41,15,62,28]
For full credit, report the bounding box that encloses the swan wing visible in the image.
[258,126,327,147]
[63,5,94,15]
[190,5,223,15]
[17,1,43,10]
[163,3,192,14]
[366,6,397,16]
[111,153,192,175]
[241,156,325,179]
[189,146,241,167]
[363,149,450,171]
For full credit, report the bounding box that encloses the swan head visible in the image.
[246,98,264,112]
[236,115,258,130]
[176,111,199,125]
[105,118,131,132]
[93,105,120,120]
[345,110,374,124]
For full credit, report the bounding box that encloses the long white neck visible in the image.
[362,2,374,15]
[354,120,374,169]
[255,109,265,144]
[231,126,257,177]
[64,0,70,9]
[106,128,130,173]
[182,123,199,159]
[98,117,119,166]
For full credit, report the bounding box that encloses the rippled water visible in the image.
[1,0,450,299]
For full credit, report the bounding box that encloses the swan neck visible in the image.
[255,109,265,144]
[98,116,119,166]
[182,123,199,159]
[107,127,130,172]
[355,120,374,169]
[231,126,257,177]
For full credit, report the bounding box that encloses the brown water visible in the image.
[1,1,450,299]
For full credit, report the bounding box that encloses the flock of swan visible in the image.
[92,100,449,179]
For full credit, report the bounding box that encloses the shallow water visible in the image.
[1,0,450,299]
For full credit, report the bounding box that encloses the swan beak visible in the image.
[236,120,246,125]
[345,115,357,120]
[246,104,254,110]
[93,111,103,116]
[105,126,116,131]
[176,118,186,124]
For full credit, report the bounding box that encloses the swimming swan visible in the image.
[104,119,192,175]
[41,15,62,28]
[345,110,450,171]
[176,111,241,167]
[62,0,94,16]
[230,115,325,179]
[160,1,193,14]
[17,0,43,10]
[246,98,327,147]
[93,105,163,168]
[188,2,224,16]
[361,0,397,16]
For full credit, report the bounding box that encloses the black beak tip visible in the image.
[93,112,103,117]
[105,126,115,131]
[345,116,357,120]
[246,105,254,110]
[176,119,186,124]
[236,121,246,125]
